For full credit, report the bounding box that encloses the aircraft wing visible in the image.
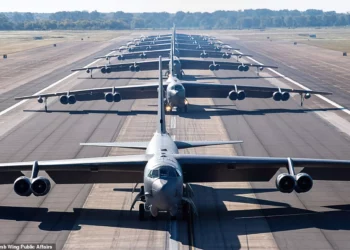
[174,154,350,182]
[181,82,331,99]
[71,58,170,74]
[0,154,151,184]
[179,59,278,70]
[95,49,171,61]
[15,82,165,101]
[178,49,252,59]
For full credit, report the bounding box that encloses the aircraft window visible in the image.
[174,85,183,91]
[169,168,177,177]
[160,167,168,178]
[148,169,159,178]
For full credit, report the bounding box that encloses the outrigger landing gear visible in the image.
[299,93,311,107]
[43,97,48,112]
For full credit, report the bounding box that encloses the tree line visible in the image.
[1,9,350,30]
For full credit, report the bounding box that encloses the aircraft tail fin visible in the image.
[175,140,243,149]
[157,56,166,134]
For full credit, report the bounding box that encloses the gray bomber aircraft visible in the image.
[16,47,331,112]
[4,57,350,220]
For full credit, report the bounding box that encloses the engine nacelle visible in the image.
[128,47,134,52]
[238,65,244,72]
[140,53,147,59]
[273,92,282,101]
[214,64,220,71]
[117,55,125,60]
[67,95,76,104]
[305,93,311,99]
[105,93,114,102]
[243,65,249,71]
[113,93,122,102]
[294,173,313,193]
[31,177,51,196]
[276,173,295,193]
[237,90,246,100]
[60,95,68,105]
[209,64,215,71]
[228,90,238,101]
[101,67,106,74]
[281,92,290,101]
[14,176,32,196]
[134,65,140,72]
[37,97,43,104]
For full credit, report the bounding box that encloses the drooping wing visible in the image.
[178,49,252,59]
[181,82,331,99]
[15,82,165,101]
[95,49,171,61]
[179,59,278,70]
[0,154,151,184]
[174,154,350,182]
[71,58,170,74]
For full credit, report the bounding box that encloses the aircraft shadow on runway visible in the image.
[0,184,349,248]
[23,107,342,120]
[78,77,159,80]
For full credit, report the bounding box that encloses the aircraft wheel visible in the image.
[177,107,182,113]
[184,105,188,112]
[140,186,145,202]
[139,203,145,221]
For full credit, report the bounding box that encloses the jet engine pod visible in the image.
[113,93,122,102]
[140,53,147,59]
[276,173,295,193]
[128,47,134,52]
[238,65,244,72]
[305,93,311,99]
[129,65,135,72]
[14,176,32,196]
[237,90,246,100]
[273,91,282,101]
[243,65,249,72]
[67,95,76,105]
[117,55,125,61]
[294,173,313,193]
[101,67,107,74]
[214,64,220,71]
[134,65,140,72]
[281,92,290,101]
[105,93,114,102]
[209,64,215,71]
[60,95,68,105]
[37,96,43,104]
[105,67,112,74]
[31,176,51,196]
[228,90,238,101]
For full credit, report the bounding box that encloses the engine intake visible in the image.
[273,92,282,101]
[281,92,290,101]
[60,95,68,105]
[14,176,32,196]
[294,173,313,193]
[31,177,51,196]
[117,55,125,60]
[67,95,76,105]
[229,90,246,101]
[105,92,121,102]
[276,173,295,193]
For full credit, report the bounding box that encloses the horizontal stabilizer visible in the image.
[175,140,243,149]
[80,142,149,149]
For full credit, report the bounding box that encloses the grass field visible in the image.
[207,27,350,52]
[0,30,129,54]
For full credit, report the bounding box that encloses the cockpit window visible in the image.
[148,169,159,178]
[148,166,180,179]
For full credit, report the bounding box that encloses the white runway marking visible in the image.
[237,51,350,116]
[0,51,116,117]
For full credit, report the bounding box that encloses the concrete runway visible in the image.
[0,32,349,250]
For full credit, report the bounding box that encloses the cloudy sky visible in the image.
[1,0,349,13]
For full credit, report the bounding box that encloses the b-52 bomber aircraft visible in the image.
[97,48,250,62]
[17,53,330,112]
[4,57,350,220]
[72,35,277,78]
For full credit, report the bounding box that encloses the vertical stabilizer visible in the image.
[157,56,166,134]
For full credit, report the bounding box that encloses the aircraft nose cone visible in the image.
[152,179,168,192]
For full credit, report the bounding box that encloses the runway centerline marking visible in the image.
[0,50,116,117]
[234,50,350,116]
[170,116,176,129]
